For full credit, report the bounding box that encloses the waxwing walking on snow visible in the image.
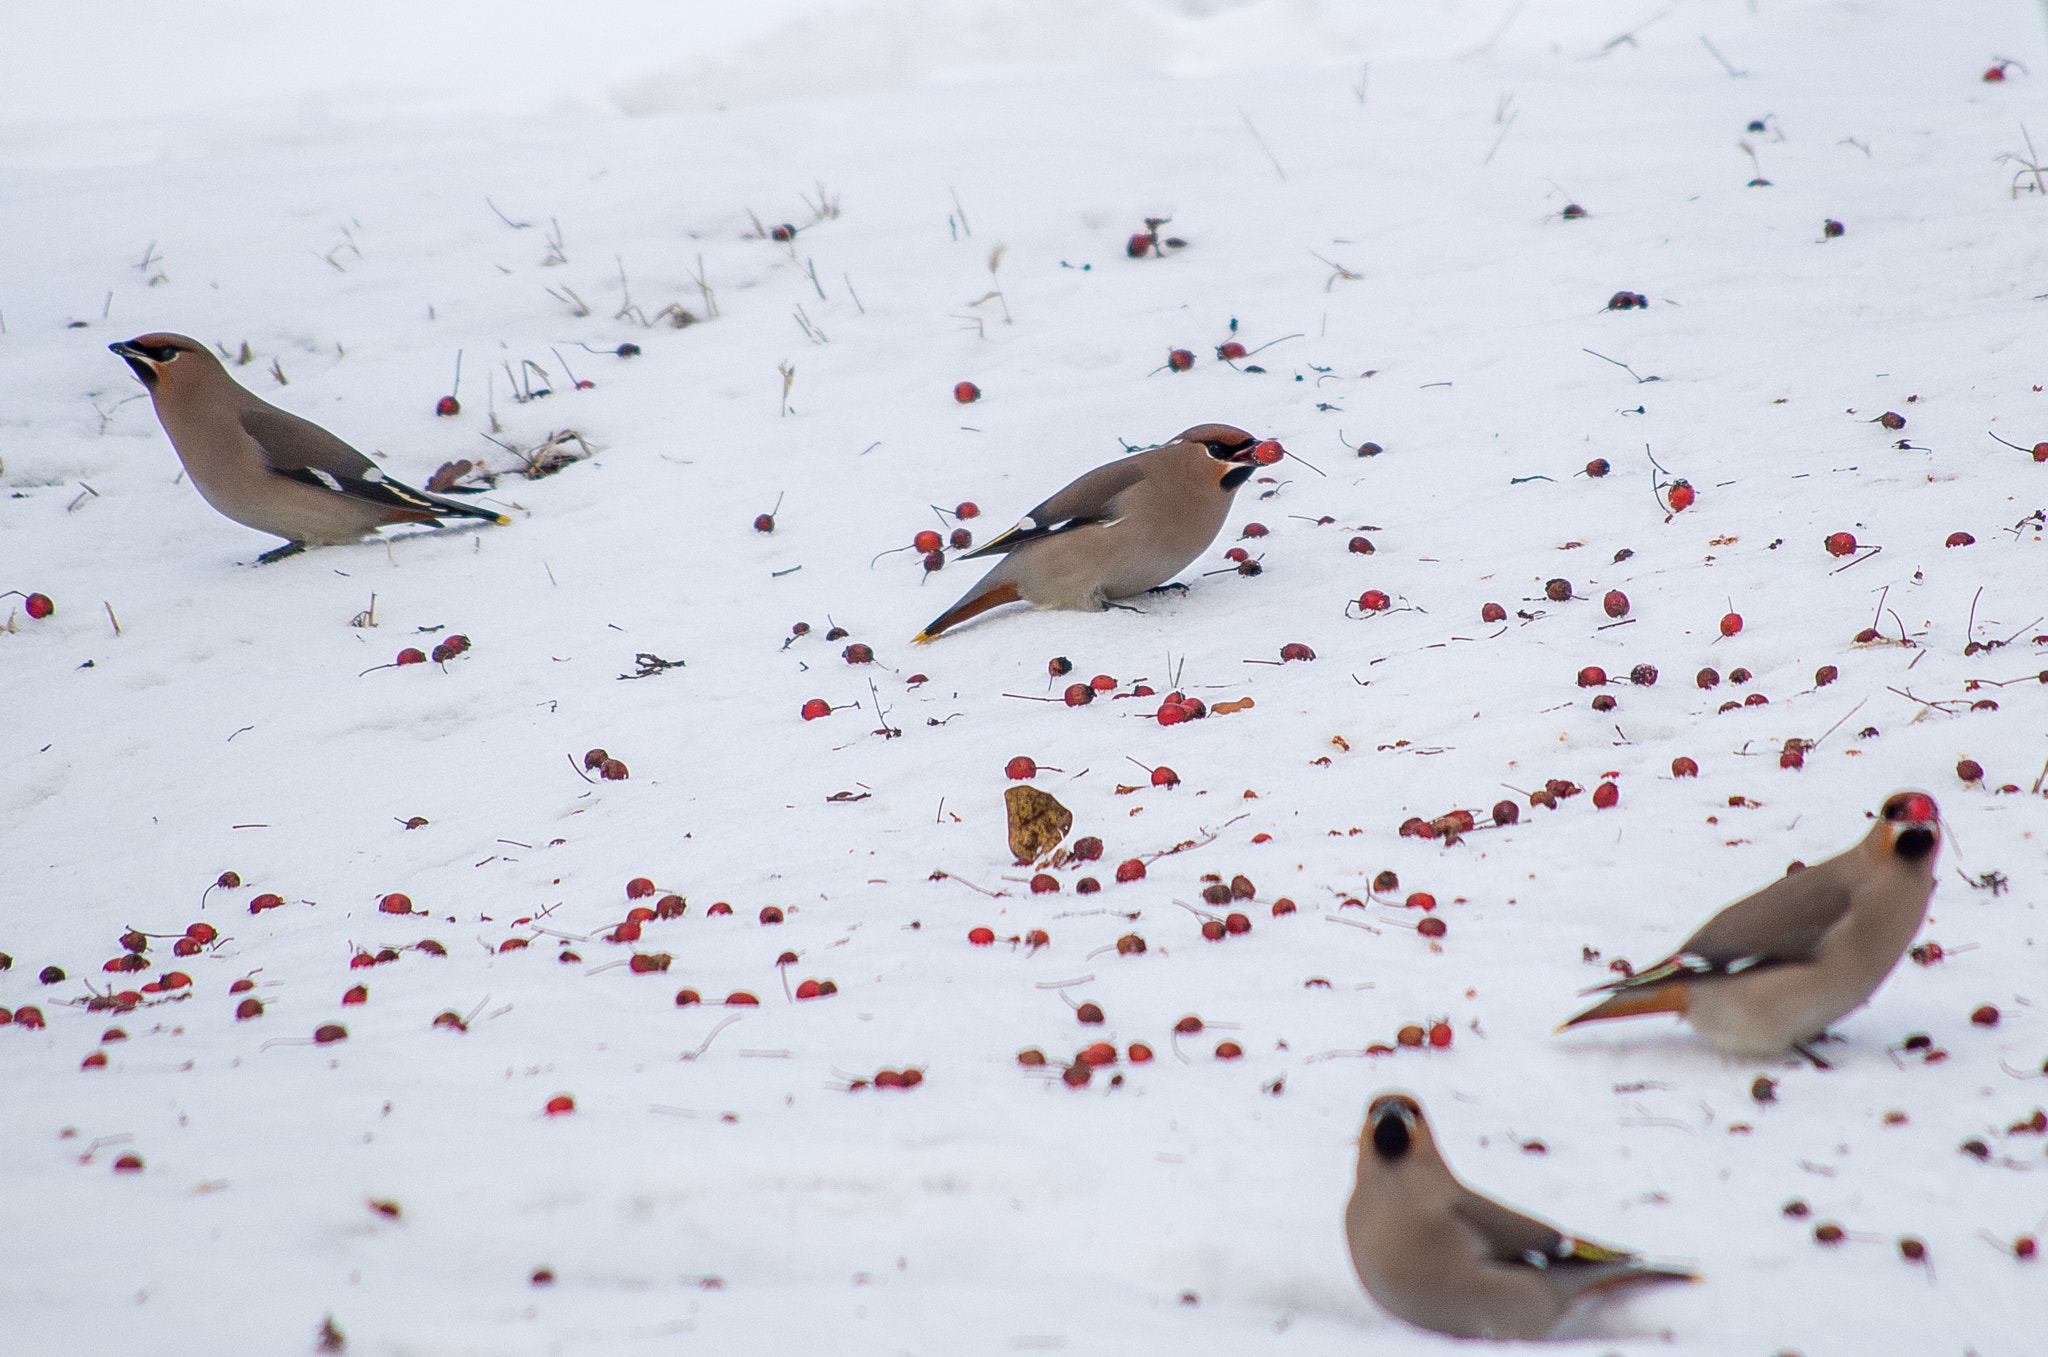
[1345,1092,1698,1340]
[1560,790,1941,1066]
[111,333,510,562]
[913,423,1263,641]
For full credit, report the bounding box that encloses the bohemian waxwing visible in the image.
[912,423,1261,641]
[1346,1093,1698,1340]
[111,333,509,562]
[1560,790,1941,1065]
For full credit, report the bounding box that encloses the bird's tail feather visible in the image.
[1556,981,1689,1031]
[914,580,1023,642]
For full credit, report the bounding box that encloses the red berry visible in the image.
[950,528,972,549]
[1427,1021,1453,1048]
[1780,748,1805,770]
[1825,531,1857,557]
[770,223,796,241]
[1030,874,1059,895]
[1218,341,1249,360]
[395,648,427,666]
[343,984,368,1005]
[1577,665,1608,688]
[1957,759,1984,783]
[707,902,732,916]
[1240,523,1268,538]
[544,1094,575,1116]
[1115,858,1146,883]
[1078,1041,1117,1067]
[1155,701,1186,727]
[1667,481,1695,512]
[1630,663,1659,687]
[113,1154,144,1173]
[1971,1004,2001,1027]
[921,548,946,573]
[1062,683,1094,707]
[2016,1236,2037,1259]
[913,529,943,554]
[1167,349,1195,372]
[1417,916,1447,939]
[800,698,831,721]
[1349,536,1375,555]
[1076,1002,1105,1025]
[1127,233,1152,258]
[1224,912,1251,935]
[1252,440,1284,465]
[2033,443,2048,463]
[968,927,995,946]
[625,877,656,900]
[1225,547,1249,563]
[1946,531,1975,547]
[1671,756,1700,778]
[1603,590,1629,618]
[435,395,459,417]
[1151,766,1180,788]
[1986,64,2008,81]
[953,381,981,404]
[24,592,54,620]
[1201,919,1226,941]
[842,643,874,664]
[313,1023,348,1044]
[1279,642,1318,663]
[379,892,413,915]
[81,1050,108,1069]
[249,893,284,913]
[724,991,759,1006]
[600,758,629,780]
[1358,590,1390,612]
[1214,1041,1243,1060]
[1481,602,1506,623]
[1088,674,1116,692]
[1128,1042,1155,1062]
[753,513,775,533]
[1005,755,1037,780]
[1593,781,1619,808]
[236,997,264,1020]
[1586,458,1610,477]
[1719,612,1743,637]
[954,501,981,520]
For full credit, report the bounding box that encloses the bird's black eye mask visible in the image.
[1204,437,1257,460]
[110,341,182,386]
[1371,1110,1413,1160]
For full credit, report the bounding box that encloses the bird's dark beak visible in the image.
[109,341,159,388]
[1228,443,1260,463]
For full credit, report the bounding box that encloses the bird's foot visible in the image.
[1792,1040,1834,1071]
[255,542,308,565]
[1105,602,1146,615]
[1144,582,1191,595]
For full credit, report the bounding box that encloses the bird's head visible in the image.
[1877,790,1940,863]
[1364,1092,1427,1163]
[109,333,213,391]
[1175,423,1261,491]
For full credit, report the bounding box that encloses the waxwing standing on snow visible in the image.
[1345,1093,1698,1341]
[110,333,509,562]
[1560,790,1941,1065]
[913,423,1263,641]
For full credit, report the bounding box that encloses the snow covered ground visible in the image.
[3,1,2046,1352]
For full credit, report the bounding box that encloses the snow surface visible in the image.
[3,1,2046,1352]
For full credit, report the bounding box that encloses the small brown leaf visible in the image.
[1005,785,1073,864]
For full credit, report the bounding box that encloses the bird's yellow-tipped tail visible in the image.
[914,581,1022,643]
[491,513,513,525]
[1556,980,1690,1033]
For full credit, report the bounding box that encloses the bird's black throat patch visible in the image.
[1220,464,1255,492]
[1371,1113,1411,1160]
[1894,827,1936,861]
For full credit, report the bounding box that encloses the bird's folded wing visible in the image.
[963,457,1147,558]
[1589,859,1857,994]
[1451,1191,1571,1268]
[241,407,377,476]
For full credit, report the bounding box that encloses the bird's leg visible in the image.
[1792,1040,1834,1071]
[1105,602,1146,614]
[255,542,308,565]
[1144,582,1191,595]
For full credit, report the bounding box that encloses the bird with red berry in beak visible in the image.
[1561,791,1941,1066]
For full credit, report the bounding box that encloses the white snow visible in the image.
[3,1,2045,1352]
